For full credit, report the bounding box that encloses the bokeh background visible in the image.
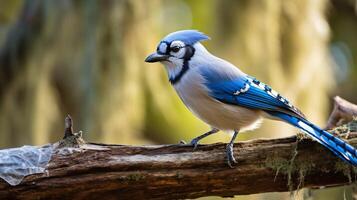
[0,0,356,199]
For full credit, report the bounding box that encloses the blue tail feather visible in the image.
[268,111,357,166]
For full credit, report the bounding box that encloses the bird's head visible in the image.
[145,30,210,83]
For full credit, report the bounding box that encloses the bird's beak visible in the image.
[145,52,169,63]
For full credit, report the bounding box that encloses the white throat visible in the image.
[162,43,212,83]
[163,59,184,81]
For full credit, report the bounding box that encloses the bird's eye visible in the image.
[171,46,180,53]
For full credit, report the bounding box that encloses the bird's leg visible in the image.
[187,128,219,150]
[226,130,239,168]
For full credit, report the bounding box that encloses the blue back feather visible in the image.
[202,71,303,119]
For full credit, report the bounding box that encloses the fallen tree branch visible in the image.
[0,133,356,199]
[0,98,357,200]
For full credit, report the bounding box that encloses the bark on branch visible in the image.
[0,134,356,200]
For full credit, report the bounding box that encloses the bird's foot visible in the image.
[178,139,199,150]
[226,144,237,168]
[189,138,200,151]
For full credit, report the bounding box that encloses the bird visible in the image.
[145,30,357,167]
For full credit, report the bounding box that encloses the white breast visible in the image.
[173,67,262,132]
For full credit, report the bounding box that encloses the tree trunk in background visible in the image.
[214,0,333,138]
[0,0,162,147]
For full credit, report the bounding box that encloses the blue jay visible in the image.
[145,30,357,167]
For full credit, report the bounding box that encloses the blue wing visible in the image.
[202,71,305,119]
[201,69,357,166]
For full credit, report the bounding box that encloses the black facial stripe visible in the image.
[183,45,194,59]
[169,45,195,85]
[165,42,170,53]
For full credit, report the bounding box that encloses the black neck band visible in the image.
[169,46,195,85]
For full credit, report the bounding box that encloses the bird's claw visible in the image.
[189,139,199,151]
[226,144,237,168]
[179,139,200,150]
